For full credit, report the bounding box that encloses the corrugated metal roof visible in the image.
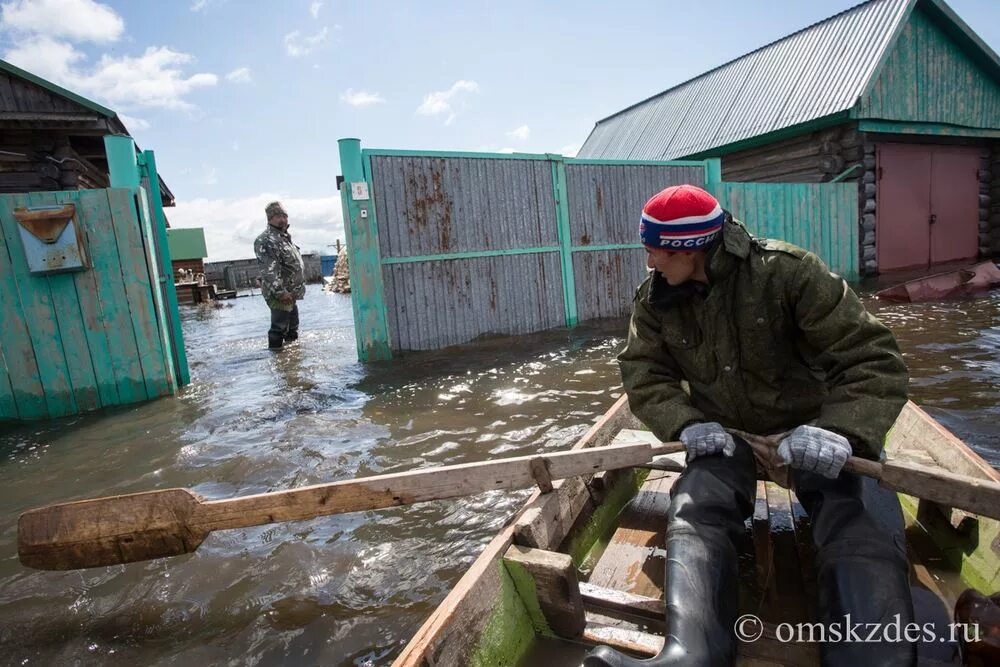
[578,0,912,160]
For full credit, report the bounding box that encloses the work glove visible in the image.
[777,425,852,479]
[679,422,736,460]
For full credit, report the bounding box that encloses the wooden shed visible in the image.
[577,0,1000,275]
[0,58,174,208]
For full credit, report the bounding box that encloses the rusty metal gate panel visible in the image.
[382,253,564,351]
[564,163,706,246]
[369,155,557,259]
[565,162,706,321]
[572,249,649,322]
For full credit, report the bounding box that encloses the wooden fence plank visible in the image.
[134,185,176,393]
[0,198,46,419]
[0,193,75,417]
[82,189,147,404]
[29,191,100,412]
[60,189,121,407]
[106,187,170,399]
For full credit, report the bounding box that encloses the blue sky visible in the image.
[2,0,998,260]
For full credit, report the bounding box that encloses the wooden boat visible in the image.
[393,396,1000,666]
[875,261,1000,303]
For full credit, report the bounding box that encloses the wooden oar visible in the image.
[19,438,1000,571]
[643,431,1000,524]
[18,440,684,571]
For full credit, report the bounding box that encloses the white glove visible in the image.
[679,422,736,460]
[777,425,852,479]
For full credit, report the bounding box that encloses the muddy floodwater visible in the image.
[1,284,998,666]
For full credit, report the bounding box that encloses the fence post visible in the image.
[140,150,190,386]
[550,155,578,327]
[338,138,391,361]
[704,158,722,186]
[105,135,140,188]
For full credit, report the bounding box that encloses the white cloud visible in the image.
[3,37,218,111]
[202,165,218,186]
[168,194,344,262]
[190,0,226,11]
[118,113,149,131]
[0,0,124,43]
[416,80,479,124]
[506,125,530,141]
[497,147,517,154]
[559,142,581,157]
[309,1,323,18]
[285,27,328,57]
[225,66,252,83]
[340,88,385,107]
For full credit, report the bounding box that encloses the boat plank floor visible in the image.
[586,471,677,598]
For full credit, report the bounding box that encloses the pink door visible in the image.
[877,144,980,271]
[929,148,979,264]
[877,144,932,271]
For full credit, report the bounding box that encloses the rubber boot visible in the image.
[794,470,916,667]
[268,333,284,349]
[583,444,756,667]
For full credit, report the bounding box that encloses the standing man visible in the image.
[584,185,915,666]
[254,201,306,350]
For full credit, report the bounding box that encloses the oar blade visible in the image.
[18,488,206,570]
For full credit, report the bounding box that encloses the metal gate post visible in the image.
[338,138,391,361]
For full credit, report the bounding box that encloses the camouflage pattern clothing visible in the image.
[618,215,909,460]
[254,225,306,312]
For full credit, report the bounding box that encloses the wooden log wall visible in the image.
[720,123,863,184]
[860,137,878,275]
[0,130,108,194]
[986,145,999,258]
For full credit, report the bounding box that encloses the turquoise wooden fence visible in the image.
[0,138,186,421]
[706,182,859,281]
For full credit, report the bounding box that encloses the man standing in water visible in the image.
[254,201,306,350]
[584,185,915,666]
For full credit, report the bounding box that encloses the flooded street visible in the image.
[1,283,998,666]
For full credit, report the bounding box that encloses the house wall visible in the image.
[0,129,108,194]
[720,123,863,184]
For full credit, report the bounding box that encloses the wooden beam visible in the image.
[579,581,664,620]
[503,545,586,638]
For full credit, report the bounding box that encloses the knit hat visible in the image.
[265,201,287,220]
[640,185,724,252]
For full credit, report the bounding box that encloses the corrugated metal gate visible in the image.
[338,140,858,360]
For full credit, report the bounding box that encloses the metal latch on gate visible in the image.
[13,203,90,275]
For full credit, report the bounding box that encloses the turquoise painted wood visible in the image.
[54,189,121,408]
[551,159,577,327]
[339,138,392,362]
[84,189,147,405]
[140,150,190,387]
[856,7,1000,129]
[0,193,77,417]
[135,184,177,393]
[28,191,101,412]
[0,185,182,420]
[106,187,171,399]
[0,199,46,418]
[706,182,859,280]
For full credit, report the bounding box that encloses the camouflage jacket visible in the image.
[254,225,306,311]
[618,216,909,459]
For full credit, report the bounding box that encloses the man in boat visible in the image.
[254,201,306,350]
[585,185,914,666]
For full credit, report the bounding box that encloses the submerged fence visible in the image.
[338,139,858,361]
[0,137,188,420]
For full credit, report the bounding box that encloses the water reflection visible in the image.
[0,284,997,665]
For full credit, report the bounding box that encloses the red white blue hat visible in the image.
[640,185,724,252]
